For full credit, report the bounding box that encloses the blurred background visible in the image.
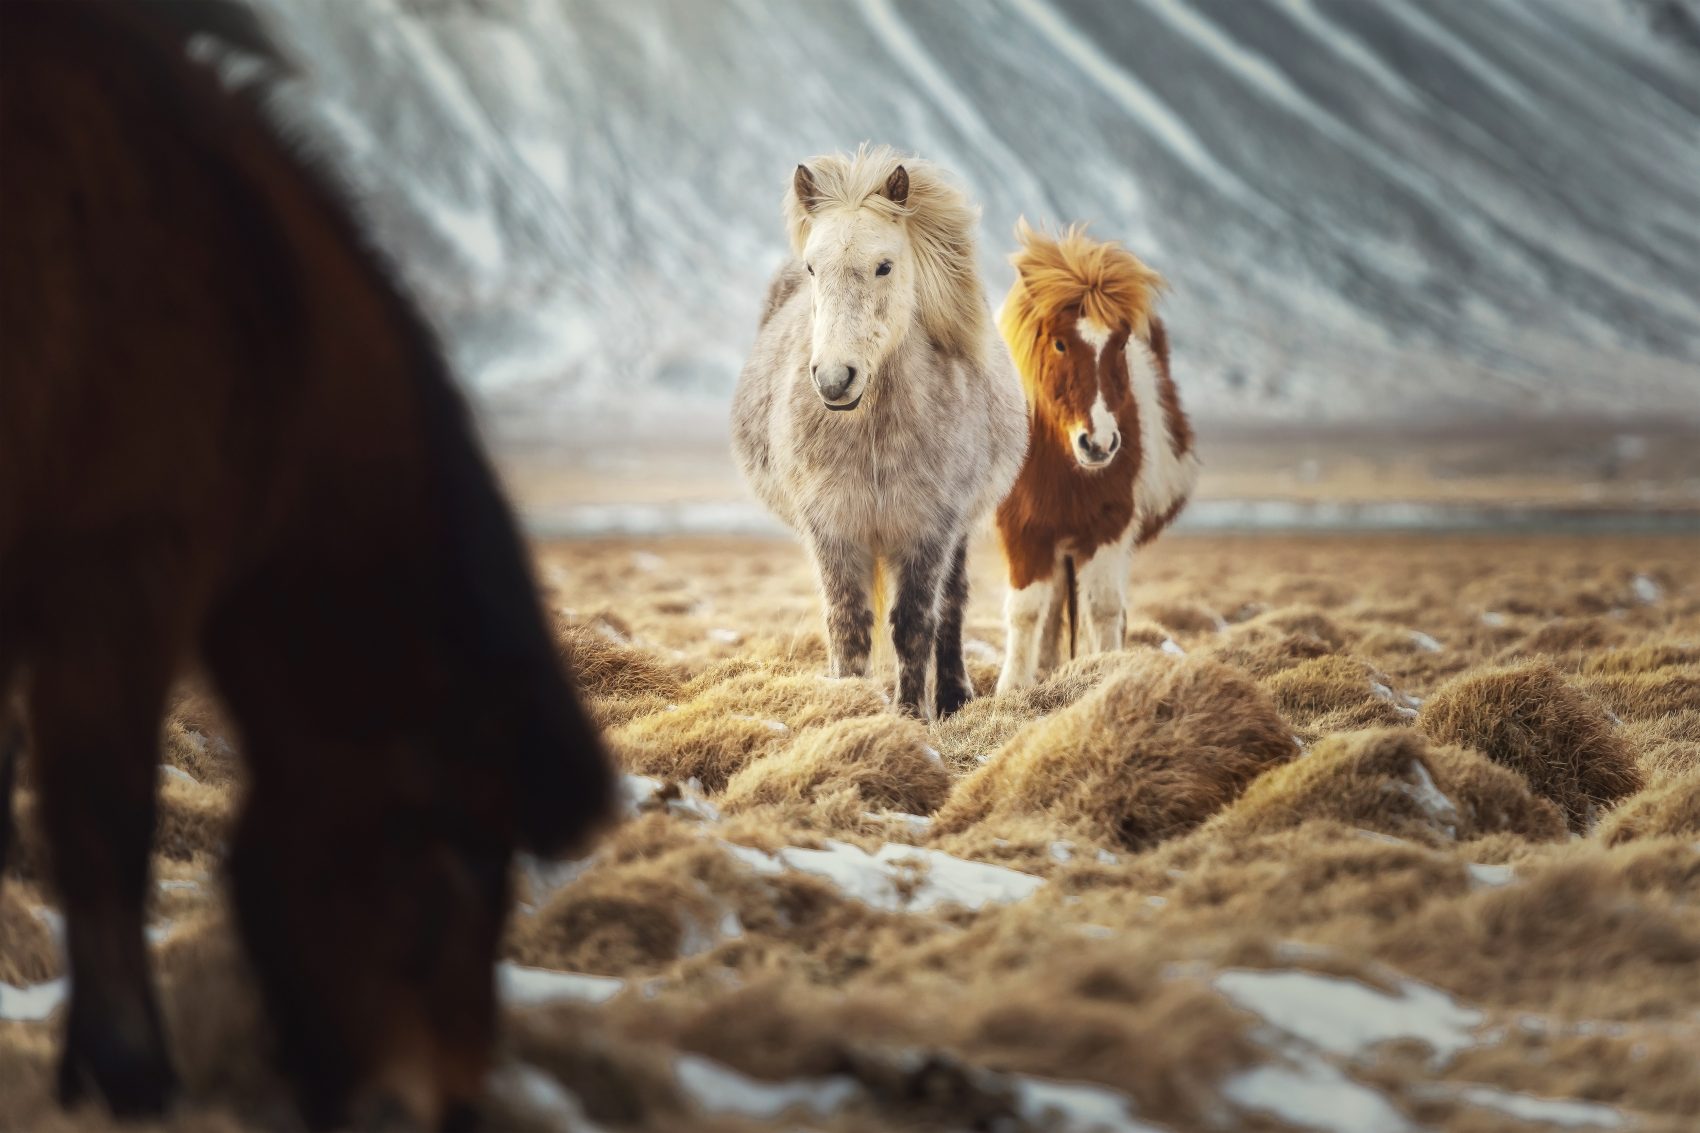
[229,0,1700,531]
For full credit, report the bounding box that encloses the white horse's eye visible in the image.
[806,263,814,275]
[876,260,892,277]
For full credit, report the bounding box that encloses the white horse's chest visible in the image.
[780,392,967,549]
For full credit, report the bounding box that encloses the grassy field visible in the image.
[4,532,1699,1132]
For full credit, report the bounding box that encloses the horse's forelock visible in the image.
[1001,221,1166,395]
[784,145,989,366]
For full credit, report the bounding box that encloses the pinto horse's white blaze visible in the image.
[1073,316,1120,466]
[1076,315,1111,356]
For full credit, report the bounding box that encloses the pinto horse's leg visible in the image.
[997,577,1055,695]
[1035,558,1070,674]
[807,533,875,679]
[29,561,180,1116]
[890,537,951,718]
[932,535,973,719]
[1076,532,1136,655]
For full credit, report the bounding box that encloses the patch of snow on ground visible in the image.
[1631,574,1663,604]
[864,811,933,833]
[1224,1051,1412,1133]
[622,773,720,822]
[0,977,68,1022]
[1051,841,1075,863]
[674,1054,858,1119]
[1409,631,1444,653]
[1215,968,1482,1062]
[1011,1074,1165,1132]
[1160,638,1186,655]
[1467,863,1516,888]
[964,638,1003,662]
[1450,1083,1624,1127]
[498,963,624,1008]
[1481,611,1508,627]
[721,840,1044,912]
[708,627,742,644]
[159,764,198,785]
[630,550,665,572]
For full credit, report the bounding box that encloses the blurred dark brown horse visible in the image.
[0,3,613,1128]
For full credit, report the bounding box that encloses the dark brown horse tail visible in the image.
[0,721,19,884]
[1065,555,1079,662]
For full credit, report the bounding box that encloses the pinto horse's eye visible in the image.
[1054,339,1067,354]
[876,260,892,277]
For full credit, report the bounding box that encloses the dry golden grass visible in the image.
[6,532,1700,1133]
[1418,660,1643,831]
[935,653,1296,850]
[1596,767,1700,844]
[719,715,951,815]
[1205,728,1568,846]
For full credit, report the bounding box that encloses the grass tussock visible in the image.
[930,649,1153,769]
[1203,629,1333,678]
[1596,768,1700,845]
[1576,666,1700,721]
[1579,641,1700,675]
[611,707,794,792]
[679,670,889,731]
[1418,661,1642,831]
[719,715,950,816]
[935,654,1296,850]
[0,882,58,984]
[1372,849,1700,1020]
[555,620,683,701]
[1205,728,1567,846]
[153,777,231,864]
[1257,654,1413,735]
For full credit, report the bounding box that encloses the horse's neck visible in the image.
[874,323,956,411]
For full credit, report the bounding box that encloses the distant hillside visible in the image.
[233,0,1700,435]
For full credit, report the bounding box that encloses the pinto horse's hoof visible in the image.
[57,1022,179,1118]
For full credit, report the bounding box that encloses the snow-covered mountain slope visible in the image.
[235,0,1700,434]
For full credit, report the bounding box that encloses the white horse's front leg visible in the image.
[1075,533,1135,655]
[997,578,1056,694]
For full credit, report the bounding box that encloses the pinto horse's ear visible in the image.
[793,164,820,213]
[884,165,909,205]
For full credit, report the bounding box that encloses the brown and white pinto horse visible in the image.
[0,3,613,1128]
[994,222,1198,692]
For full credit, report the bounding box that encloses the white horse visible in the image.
[732,146,1026,719]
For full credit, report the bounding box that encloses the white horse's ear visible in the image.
[884,165,909,205]
[793,164,820,213]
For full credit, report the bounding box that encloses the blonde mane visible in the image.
[785,144,989,368]
[1000,218,1166,386]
